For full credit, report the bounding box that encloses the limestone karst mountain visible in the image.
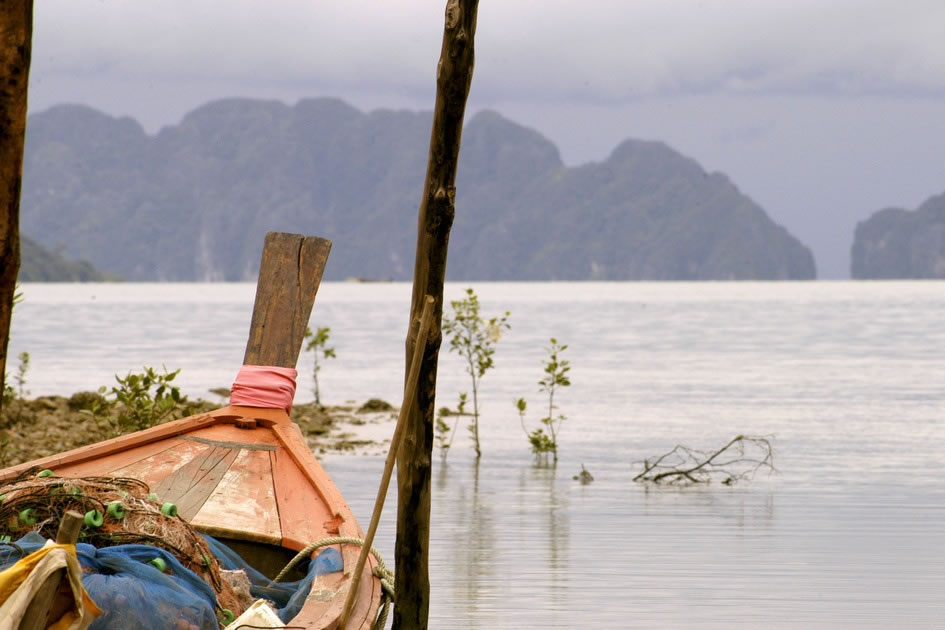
[22,99,816,281]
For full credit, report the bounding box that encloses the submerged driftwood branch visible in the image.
[633,435,776,485]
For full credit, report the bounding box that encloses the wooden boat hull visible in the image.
[0,404,381,629]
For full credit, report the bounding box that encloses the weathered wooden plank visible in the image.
[270,448,336,551]
[243,232,331,368]
[154,445,240,521]
[189,421,282,448]
[54,438,183,479]
[173,448,240,521]
[109,440,210,490]
[190,448,281,543]
[0,413,218,483]
[151,443,216,499]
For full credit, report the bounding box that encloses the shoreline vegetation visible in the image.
[0,394,398,469]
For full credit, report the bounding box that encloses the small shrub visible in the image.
[81,366,189,438]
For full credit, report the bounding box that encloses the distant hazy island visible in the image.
[20,235,105,282]
[851,191,945,279]
[22,99,815,282]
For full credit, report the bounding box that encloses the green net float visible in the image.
[69,487,83,497]
[219,609,234,625]
[0,493,5,503]
[106,501,126,520]
[149,557,167,572]
[84,509,104,528]
[147,493,159,502]
[37,469,55,478]
[161,502,178,517]
[18,508,36,526]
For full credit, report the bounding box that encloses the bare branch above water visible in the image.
[633,435,776,486]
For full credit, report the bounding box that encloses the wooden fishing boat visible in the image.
[0,233,383,629]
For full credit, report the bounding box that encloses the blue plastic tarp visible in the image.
[0,532,343,628]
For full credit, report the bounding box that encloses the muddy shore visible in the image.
[0,395,398,469]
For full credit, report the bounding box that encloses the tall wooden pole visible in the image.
[395,1,479,628]
[0,1,33,415]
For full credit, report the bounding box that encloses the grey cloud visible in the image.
[34,0,945,104]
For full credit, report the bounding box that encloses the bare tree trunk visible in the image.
[0,1,33,414]
[395,1,479,628]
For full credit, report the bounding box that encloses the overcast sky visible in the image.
[28,0,945,278]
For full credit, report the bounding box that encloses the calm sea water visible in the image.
[8,282,945,627]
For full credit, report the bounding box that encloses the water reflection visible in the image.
[542,466,569,616]
[434,460,497,625]
[640,484,776,531]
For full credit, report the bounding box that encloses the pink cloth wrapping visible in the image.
[230,365,298,414]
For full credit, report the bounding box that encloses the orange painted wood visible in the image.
[270,447,335,551]
[187,421,282,447]
[190,448,281,544]
[109,441,210,490]
[272,419,352,519]
[163,446,240,521]
[0,405,382,629]
[0,413,218,483]
[52,438,184,480]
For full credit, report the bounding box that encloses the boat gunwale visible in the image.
[0,404,382,629]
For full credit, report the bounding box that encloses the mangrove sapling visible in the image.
[81,366,189,438]
[632,434,776,485]
[441,288,510,459]
[304,326,336,407]
[518,338,571,463]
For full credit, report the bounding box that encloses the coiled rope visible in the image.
[271,537,394,630]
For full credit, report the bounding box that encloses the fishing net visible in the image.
[0,469,244,627]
